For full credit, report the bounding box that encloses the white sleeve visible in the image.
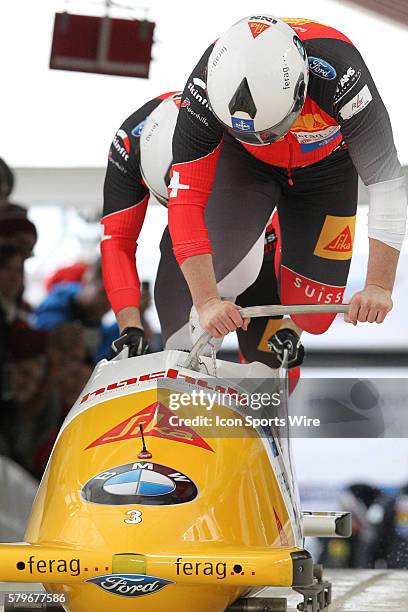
[367,175,407,250]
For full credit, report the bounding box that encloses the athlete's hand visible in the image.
[345,284,393,325]
[110,327,149,359]
[197,298,249,338]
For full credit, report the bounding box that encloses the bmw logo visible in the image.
[81,461,198,506]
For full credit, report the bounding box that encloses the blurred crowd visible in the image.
[317,483,408,570]
[0,158,153,478]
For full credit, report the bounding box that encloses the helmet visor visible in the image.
[228,74,307,146]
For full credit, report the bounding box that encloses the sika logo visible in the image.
[86,573,173,597]
[314,215,355,260]
[113,129,130,161]
[248,21,270,39]
[324,226,353,252]
[248,15,277,38]
[85,401,213,452]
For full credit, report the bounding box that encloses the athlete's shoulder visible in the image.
[107,92,177,176]
[117,93,176,140]
[283,18,369,111]
[283,18,362,89]
[282,17,352,44]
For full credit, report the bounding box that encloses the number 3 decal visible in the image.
[124,509,143,524]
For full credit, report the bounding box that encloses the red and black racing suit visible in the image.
[101,92,177,314]
[156,18,403,361]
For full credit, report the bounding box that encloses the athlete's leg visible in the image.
[278,149,359,334]
[236,216,301,389]
[155,135,281,349]
[236,214,283,364]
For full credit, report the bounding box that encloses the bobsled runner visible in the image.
[0,304,351,612]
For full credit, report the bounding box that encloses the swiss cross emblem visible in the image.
[169,171,190,198]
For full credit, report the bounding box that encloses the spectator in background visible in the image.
[0,162,95,478]
[45,262,89,292]
[0,176,39,455]
[0,155,37,259]
[0,243,38,457]
[10,323,92,478]
[318,483,392,569]
[6,326,50,469]
[34,258,118,363]
[371,482,408,569]
[0,203,37,259]
[0,244,25,324]
[0,244,26,415]
[0,157,14,205]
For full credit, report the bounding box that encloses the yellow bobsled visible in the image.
[0,305,351,612]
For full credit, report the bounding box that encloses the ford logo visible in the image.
[308,57,337,80]
[86,573,174,597]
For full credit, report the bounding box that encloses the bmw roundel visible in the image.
[81,461,198,506]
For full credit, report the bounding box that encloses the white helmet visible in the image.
[207,16,308,146]
[139,93,181,206]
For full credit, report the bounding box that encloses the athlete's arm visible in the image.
[181,254,247,337]
[345,239,396,325]
[168,45,247,335]
[335,47,404,323]
[311,36,406,323]
[101,106,153,332]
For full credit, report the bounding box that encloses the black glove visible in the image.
[267,328,304,369]
[110,327,149,359]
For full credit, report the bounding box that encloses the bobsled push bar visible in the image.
[184,303,349,370]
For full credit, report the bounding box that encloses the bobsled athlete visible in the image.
[101,91,181,357]
[102,89,296,368]
[154,15,406,367]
